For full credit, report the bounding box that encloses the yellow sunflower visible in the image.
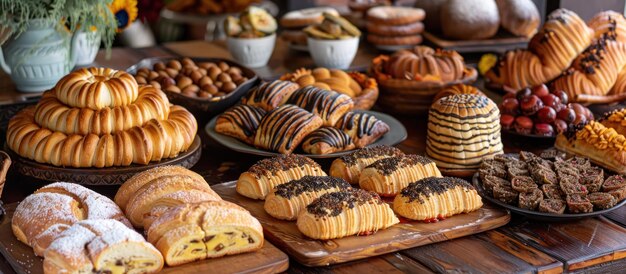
[109,0,138,32]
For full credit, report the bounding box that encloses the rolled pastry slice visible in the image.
[301,127,355,155]
[264,176,351,220]
[44,219,163,274]
[330,145,405,184]
[125,174,221,228]
[253,104,323,154]
[215,105,266,145]
[296,188,399,240]
[335,111,390,148]
[242,80,299,111]
[393,177,483,221]
[146,201,263,266]
[237,154,327,200]
[115,165,211,211]
[359,155,442,196]
[286,86,355,126]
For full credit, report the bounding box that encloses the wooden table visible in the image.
[1,39,625,274]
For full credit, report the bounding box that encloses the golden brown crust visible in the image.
[301,127,355,155]
[366,6,425,26]
[253,105,323,154]
[242,80,299,111]
[359,155,442,196]
[588,10,626,43]
[496,0,540,38]
[366,34,423,46]
[381,46,467,82]
[335,111,389,148]
[215,105,266,145]
[330,145,405,184]
[286,86,354,127]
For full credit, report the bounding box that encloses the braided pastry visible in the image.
[253,105,323,154]
[359,155,442,196]
[485,9,593,90]
[7,105,197,168]
[286,86,354,126]
[301,127,355,155]
[215,105,266,145]
[393,177,483,221]
[330,145,405,184]
[35,85,170,135]
[54,67,139,110]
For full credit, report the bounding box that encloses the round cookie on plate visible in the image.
[365,6,426,51]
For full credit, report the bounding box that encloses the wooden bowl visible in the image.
[375,67,478,114]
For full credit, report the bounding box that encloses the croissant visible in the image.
[146,201,263,266]
[54,67,139,110]
[44,219,163,274]
[301,127,355,154]
[485,9,593,90]
[215,104,266,145]
[35,85,170,135]
[296,188,399,240]
[393,177,483,221]
[7,105,197,168]
[330,145,405,184]
[359,155,442,196]
[237,154,327,200]
[253,104,323,154]
[286,86,355,126]
[264,176,351,220]
[242,80,299,111]
[334,111,389,148]
[588,11,626,96]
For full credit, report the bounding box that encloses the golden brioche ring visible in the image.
[35,85,170,135]
[54,67,139,110]
[6,105,197,168]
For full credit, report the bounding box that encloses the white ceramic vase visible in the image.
[74,30,101,66]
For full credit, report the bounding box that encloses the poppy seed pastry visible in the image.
[296,188,399,240]
[426,94,503,172]
[359,155,442,196]
[393,177,482,221]
[253,104,323,154]
[330,145,405,184]
[215,105,266,145]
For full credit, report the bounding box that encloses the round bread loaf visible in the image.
[496,0,540,38]
[384,46,466,82]
[426,94,503,171]
[440,0,500,40]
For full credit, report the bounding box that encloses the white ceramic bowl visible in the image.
[227,33,276,68]
[307,37,359,69]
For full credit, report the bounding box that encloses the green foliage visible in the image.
[0,0,117,51]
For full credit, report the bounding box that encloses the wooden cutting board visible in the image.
[213,181,511,267]
[0,203,289,274]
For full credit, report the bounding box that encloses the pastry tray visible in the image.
[0,203,289,274]
[5,136,202,185]
[213,181,511,267]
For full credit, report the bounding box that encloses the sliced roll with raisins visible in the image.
[146,201,263,266]
[393,177,483,221]
[296,188,399,240]
[286,86,354,126]
[359,155,442,196]
[330,145,404,184]
[335,111,390,148]
[264,176,351,220]
[253,104,323,154]
[301,127,355,155]
[215,105,266,144]
[237,154,327,200]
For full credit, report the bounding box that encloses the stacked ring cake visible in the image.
[426,94,503,173]
[6,67,198,168]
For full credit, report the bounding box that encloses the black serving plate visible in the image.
[127,57,260,126]
[472,173,626,221]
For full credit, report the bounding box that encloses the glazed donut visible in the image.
[35,85,170,135]
[54,67,139,110]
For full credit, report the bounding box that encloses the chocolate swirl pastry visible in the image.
[426,94,503,171]
[335,111,390,148]
[264,176,351,220]
[215,105,266,144]
[242,80,299,111]
[253,105,323,154]
[393,177,483,221]
[301,127,355,155]
[330,145,405,184]
[286,86,354,126]
[296,188,398,239]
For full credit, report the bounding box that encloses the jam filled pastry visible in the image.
[44,219,163,274]
[393,177,483,221]
[296,188,399,240]
[301,127,356,154]
[359,155,442,196]
[264,176,351,220]
[215,105,267,145]
[146,201,263,266]
[286,86,355,126]
[253,104,323,154]
[330,145,405,184]
[334,111,390,148]
[237,154,327,200]
[242,80,299,111]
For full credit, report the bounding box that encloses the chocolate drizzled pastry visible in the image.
[339,145,404,167]
[274,176,351,199]
[399,177,474,204]
[301,127,354,154]
[366,155,433,176]
[286,86,354,126]
[215,105,266,144]
[247,154,322,179]
[253,104,323,154]
[306,188,383,218]
[335,111,390,148]
[243,80,299,111]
